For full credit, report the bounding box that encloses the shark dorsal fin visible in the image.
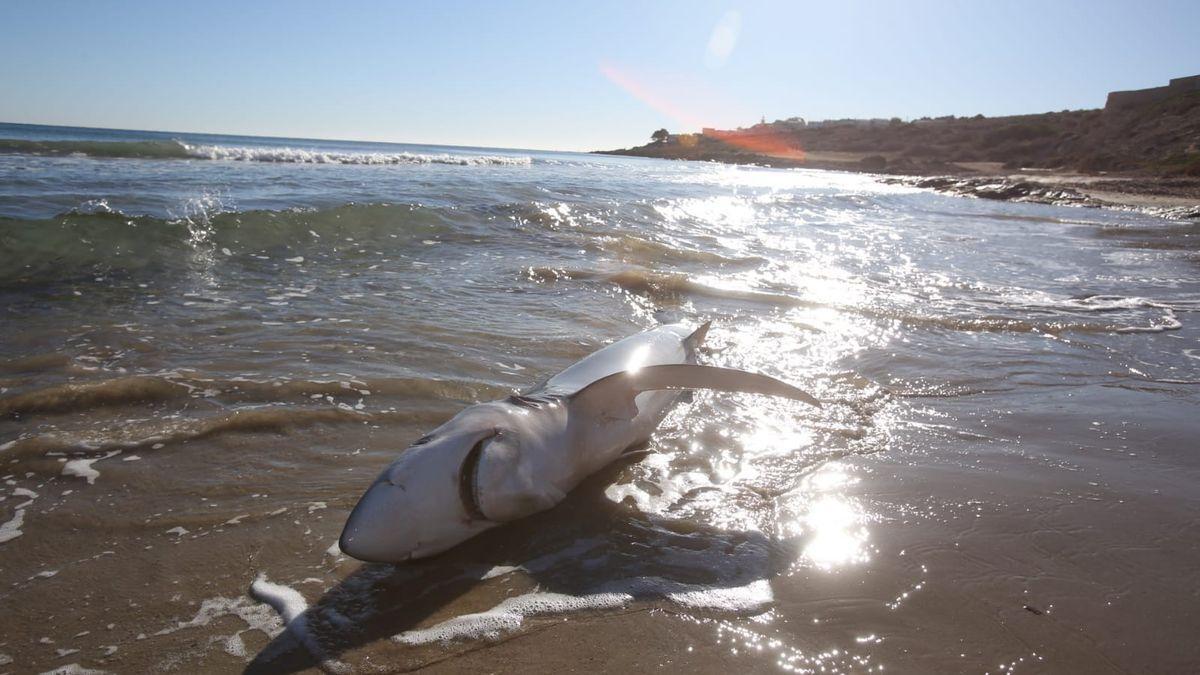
[570,364,820,420]
[685,321,712,349]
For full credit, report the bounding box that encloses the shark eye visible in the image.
[411,434,434,446]
[458,432,495,521]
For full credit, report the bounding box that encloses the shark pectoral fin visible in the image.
[573,376,641,421]
[628,364,823,407]
[571,364,822,419]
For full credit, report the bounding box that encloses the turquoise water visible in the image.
[1,122,1198,672]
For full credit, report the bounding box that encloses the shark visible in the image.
[339,322,819,562]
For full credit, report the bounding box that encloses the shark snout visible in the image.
[339,448,500,563]
[339,479,420,562]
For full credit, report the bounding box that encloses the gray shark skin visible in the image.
[339,323,818,563]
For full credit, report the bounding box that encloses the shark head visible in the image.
[338,405,514,562]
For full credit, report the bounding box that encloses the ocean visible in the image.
[1,121,1198,673]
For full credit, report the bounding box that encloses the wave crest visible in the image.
[0,137,532,166]
[0,203,459,286]
[180,143,532,166]
[0,137,190,159]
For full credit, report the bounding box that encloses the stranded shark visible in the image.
[339,322,819,562]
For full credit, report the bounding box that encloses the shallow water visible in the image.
[1,122,1198,673]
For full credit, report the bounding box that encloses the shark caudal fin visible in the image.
[570,363,821,420]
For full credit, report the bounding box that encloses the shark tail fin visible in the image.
[571,363,820,420]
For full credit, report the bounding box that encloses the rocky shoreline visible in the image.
[599,85,1200,217]
[598,143,1200,218]
[883,175,1200,219]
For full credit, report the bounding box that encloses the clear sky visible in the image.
[1,0,1197,151]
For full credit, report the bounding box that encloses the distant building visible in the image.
[806,118,891,127]
[1105,75,1200,110]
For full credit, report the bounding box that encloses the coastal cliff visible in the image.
[597,77,1200,205]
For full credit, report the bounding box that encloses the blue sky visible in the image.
[1,0,1197,150]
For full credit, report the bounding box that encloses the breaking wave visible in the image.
[527,267,1183,336]
[1,407,372,461]
[180,143,532,166]
[0,401,486,462]
[0,137,192,159]
[525,266,814,308]
[0,203,469,286]
[0,137,532,166]
[0,373,505,419]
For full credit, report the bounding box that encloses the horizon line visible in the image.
[0,119,588,156]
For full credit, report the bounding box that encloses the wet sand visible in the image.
[6,367,1197,674]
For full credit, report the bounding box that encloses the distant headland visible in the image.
[597,76,1200,210]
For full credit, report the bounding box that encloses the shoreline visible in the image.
[596,148,1200,217]
[882,173,1200,218]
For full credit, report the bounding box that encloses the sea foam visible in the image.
[248,575,348,673]
[0,136,532,166]
[61,451,121,484]
[393,576,773,646]
[0,508,26,543]
[181,143,531,166]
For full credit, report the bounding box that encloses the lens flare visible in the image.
[600,62,806,162]
[599,62,710,131]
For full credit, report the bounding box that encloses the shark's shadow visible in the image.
[246,455,804,673]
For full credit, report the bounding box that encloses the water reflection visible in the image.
[714,617,883,673]
[774,462,871,571]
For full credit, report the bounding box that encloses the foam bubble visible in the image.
[248,575,348,672]
[0,508,26,543]
[665,578,774,611]
[160,596,275,636]
[394,590,632,646]
[61,451,121,484]
[1115,308,1182,333]
[222,633,247,658]
[250,576,307,624]
[394,577,773,646]
[481,565,519,580]
[37,665,111,675]
[996,291,1184,333]
[152,592,289,664]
